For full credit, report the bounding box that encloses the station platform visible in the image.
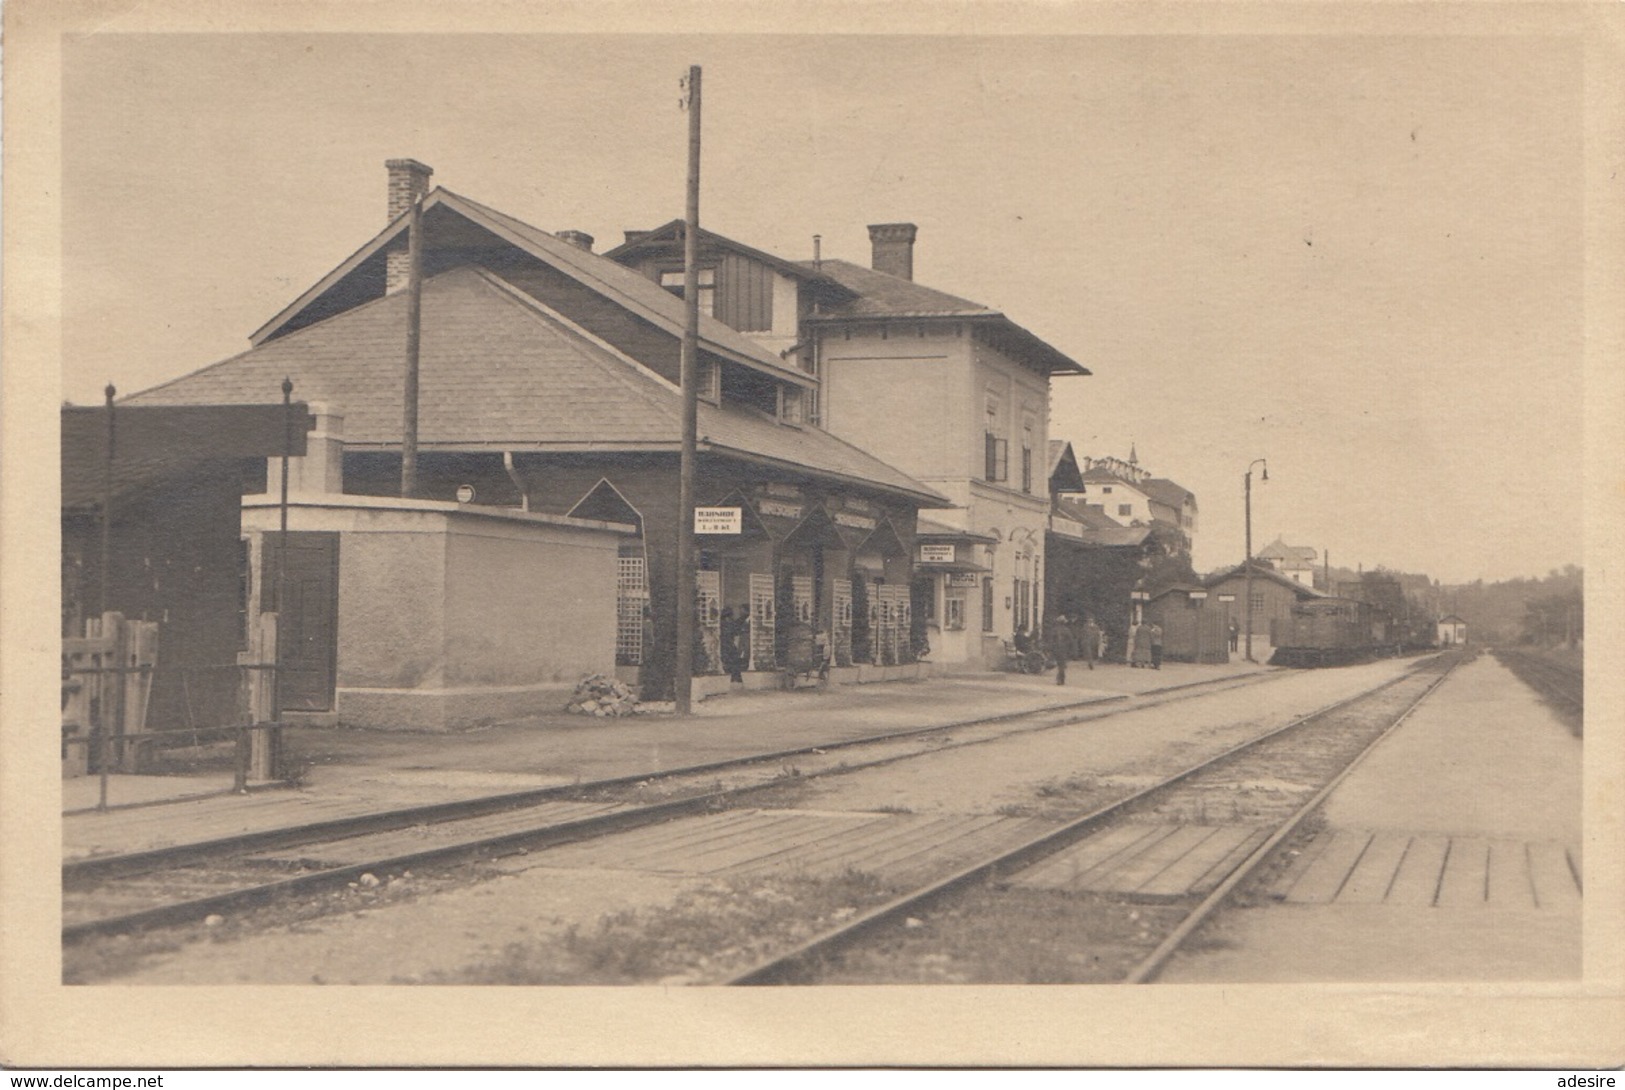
[1158,652,1583,982]
[62,656,1271,861]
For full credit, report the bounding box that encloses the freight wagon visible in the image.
[1270,597,1393,667]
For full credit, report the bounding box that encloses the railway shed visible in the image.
[1142,584,1229,664]
[61,400,312,767]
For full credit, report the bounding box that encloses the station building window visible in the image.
[660,267,716,317]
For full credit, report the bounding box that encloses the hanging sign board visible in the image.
[948,573,981,588]
[694,507,742,534]
[834,512,877,531]
[918,544,956,564]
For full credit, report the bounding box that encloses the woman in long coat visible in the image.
[1129,621,1154,668]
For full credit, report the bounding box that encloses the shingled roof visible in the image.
[798,258,1088,377]
[126,266,944,505]
[248,188,812,390]
[1141,478,1195,509]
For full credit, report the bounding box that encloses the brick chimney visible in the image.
[555,230,595,252]
[385,159,433,292]
[868,222,918,281]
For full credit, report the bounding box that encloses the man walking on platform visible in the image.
[1047,613,1078,685]
[1149,621,1165,670]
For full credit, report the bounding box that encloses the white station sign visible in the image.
[694,507,743,534]
[918,544,956,564]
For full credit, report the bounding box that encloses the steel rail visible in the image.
[1121,654,1462,984]
[63,669,1296,940]
[723,656,1452,985]
[66,668,1288,885]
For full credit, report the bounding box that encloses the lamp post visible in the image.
[1243,458,1268,663]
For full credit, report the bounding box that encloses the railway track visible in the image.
[64,666,1296,944]
[723,650,1462,985]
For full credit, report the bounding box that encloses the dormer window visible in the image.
[660,268,715,317]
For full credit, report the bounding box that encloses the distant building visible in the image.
[1437,614,1468,647]
[1204,560,1324,641]
[1075,451,1197,546]
[1256,537,1319,586]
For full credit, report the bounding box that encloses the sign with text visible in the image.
[758,500,803,520]
[694,507,742,534]
[918,544,956,564]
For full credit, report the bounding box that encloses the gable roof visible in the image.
[1051,497,1154,547]
[1141,477,1195,509]
[606,220,853,295]
[798,258,1089,377]
[1257,537,1317,564]
[1081,464,1149,493]
[1047,440,1084,493]
[126,266,944,506]
[249,188,813,390]
[1204,561,1325,598]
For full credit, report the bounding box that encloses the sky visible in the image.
[59,31,1586,584]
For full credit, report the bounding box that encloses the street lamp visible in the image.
[1243,458,1269,663]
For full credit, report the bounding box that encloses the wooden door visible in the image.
[260,532,339,712]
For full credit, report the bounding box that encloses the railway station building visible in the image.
[125,160,946,725]
[606,219,1089,666]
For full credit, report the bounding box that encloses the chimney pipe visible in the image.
[555,230,595,252]
[868,222,918,281]
[386,159,433,293]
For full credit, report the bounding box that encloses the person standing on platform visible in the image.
[1081,614,1101,671]
[720,606,747,683]
[1149,621,1165,670]
[1228,620,1240,653]
[1046,613,1078,685]
[1130,620,1153,668]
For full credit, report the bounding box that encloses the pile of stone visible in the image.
[567,674,639,717]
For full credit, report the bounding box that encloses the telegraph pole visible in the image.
[1243,458,1267,663]
[674,65,702,714]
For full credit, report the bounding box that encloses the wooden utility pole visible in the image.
[1243,458,1267,663]
[401,191,424,497]
[674,64,702,714]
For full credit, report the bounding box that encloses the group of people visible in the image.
[1040,613,1166,684]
